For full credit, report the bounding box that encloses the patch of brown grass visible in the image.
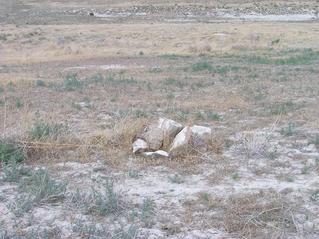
[184,190,298,238]
[223,191,297,238]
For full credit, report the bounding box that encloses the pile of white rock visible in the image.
[132,118,212,158]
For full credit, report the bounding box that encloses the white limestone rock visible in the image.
[132,139,148,154]
[169,127,192,156]
[143,150,170,159]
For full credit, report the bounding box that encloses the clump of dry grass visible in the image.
[95,116,147,152]
[223,191,297,238]
[185,190,298,238]
[7,116,147,164]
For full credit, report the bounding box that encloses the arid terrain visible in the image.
[0,0,319,238]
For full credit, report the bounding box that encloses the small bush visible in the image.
[3,160,29,182]
[237,131,278,159]
[311,190,319,201]
[191,61,213,72]
[62,74,82,91]
[29,121,64,140]
[168,174,184,184]
[89,73,104,84]
[0,141,24,163]
[0,220,8,238]
[280,122,296,136]
[269,101,300,115]
[69,180,125,216]
[134,110,147,118]
[91,180,124,216]
[36,79,46,87]
[7,81,15,92]
[8,194,34,216]
[196,111,222,121]
[310,134,319,146]
[140,199,156,227]
[15,98,23,108]
[164,78,187,88]
[223,192,296,237]
[19,169,67,203]
[72,219,110,238]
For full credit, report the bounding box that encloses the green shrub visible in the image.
[3,160,29,182]
[196,111,222,121]
[8,194,34,216]
[62,74,82,91]
[15,98,23,108]
[69,179,125,216]
[310,134,319,146]
[29,121,63,140]
[0,142,24,163]
[164,78,187,88]
[36,79,46,87]
[140,198,156,227]
[269,101,300,115]
[19,169,67,203]
[280,122,296,136]
[191,61,213,72]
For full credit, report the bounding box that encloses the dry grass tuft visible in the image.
[223,191,297,238]
[137,154,204,174]
[185,190,299,238]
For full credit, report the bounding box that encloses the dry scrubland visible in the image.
[0,0,319,238]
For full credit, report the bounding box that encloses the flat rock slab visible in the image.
[143,150,170,159]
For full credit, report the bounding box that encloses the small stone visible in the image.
[74,101,91,109]
[158,118,183,148]
[142,126,163,150]
[143,150,169,158]
[142,118,183,150]
[304,221,314,232]
[132,139,148,154]
[169,127,192,156]
[190,125,212,146]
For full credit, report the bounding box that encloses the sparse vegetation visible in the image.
[2,159,28,182]
[311,190,319,202]
[69,180,125,216]
[191,61,212,72]
[231,171,240,180]
[15,98,23,108]
[222,192,297,238]
[242,49,319,65]
[0,141,24,163]
[269,101,300,115]
[36,79,46,87]
[310,134,319,147]
[1,2,319,238]
[280,122,296,136]
[29,120,64,140]
[128,170,141,178]
[19,168,67,203]
[168,174,184,184]
[140,198,156,227]
[62,74,82,91]
[4,166,66,216]
[196,111,222,121]
[163,78,186,88]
